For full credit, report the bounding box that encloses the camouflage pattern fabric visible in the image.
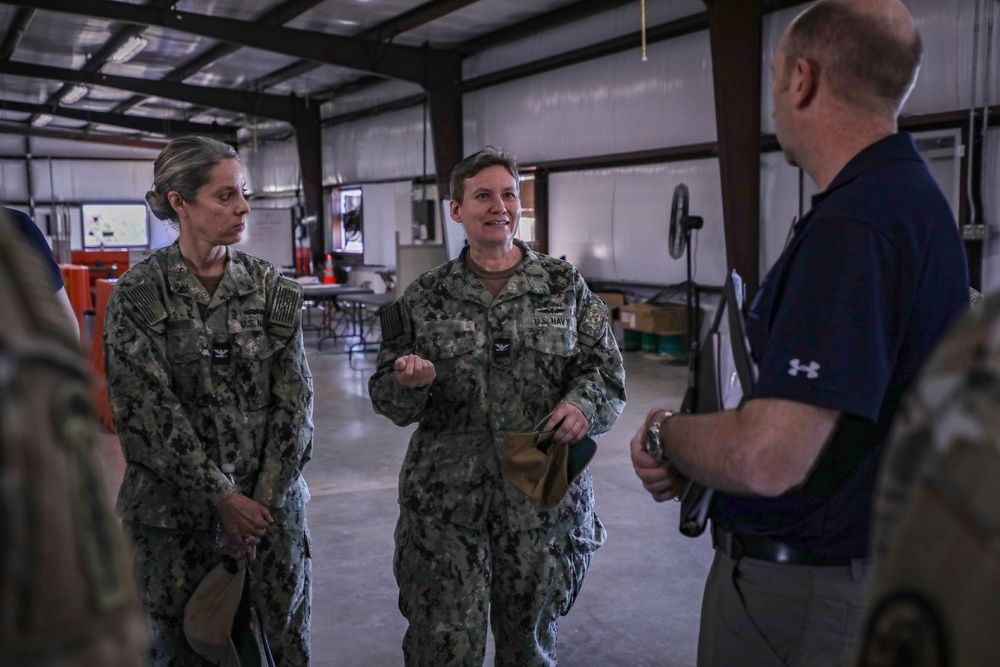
[124,503,310,666]
[0,213,148,665]
[859,293,1000,666]
[103,240,313,664]
[369,239,626,665]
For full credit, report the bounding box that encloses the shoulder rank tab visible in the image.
[121,281,167,328]
[379,299,406,341]
[270,278,303,329]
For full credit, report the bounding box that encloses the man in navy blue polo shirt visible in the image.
[3,207,78,333]
[630,1,968,665]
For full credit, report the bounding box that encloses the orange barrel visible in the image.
[59,263,92,339]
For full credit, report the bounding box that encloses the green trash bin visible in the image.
[641,332,658,353]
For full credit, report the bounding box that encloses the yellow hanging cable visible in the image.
[641,0,648,61]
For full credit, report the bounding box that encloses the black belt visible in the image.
[711,523,852,567]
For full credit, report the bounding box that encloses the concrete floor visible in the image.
[97,331,715,667]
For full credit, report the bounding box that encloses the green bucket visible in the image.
[622,329,643,351]
[657,334,684,357]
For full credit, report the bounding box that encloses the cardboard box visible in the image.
[595,291,626,320]
[620,303,686,335]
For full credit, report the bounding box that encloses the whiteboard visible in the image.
[234,207,294,269]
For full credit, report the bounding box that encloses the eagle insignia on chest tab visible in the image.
[493,336,511,359]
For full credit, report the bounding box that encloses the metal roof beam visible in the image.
[0,61,307,121]
[111,0,325,115]
[0,121,168,150]
[4,0,457,85]
[0,100,238,138]
[364,0,480,43]
[0,7,33,61]
[245,0,479,95]
[458,0,635,54]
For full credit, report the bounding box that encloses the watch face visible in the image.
[644,428,663,461]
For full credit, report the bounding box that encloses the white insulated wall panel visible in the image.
[322,105,435,186]
[462,0,704,80]
[549,159,726,286]
[464,31,716,163]
[242,139,300,195]
[0,160,29,202]
[30,159,152,202]
[321,79,424,119]
[759,150,803,277]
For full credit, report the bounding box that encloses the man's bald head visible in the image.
[781,0,921,116]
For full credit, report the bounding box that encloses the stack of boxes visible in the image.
[618,302,687,358]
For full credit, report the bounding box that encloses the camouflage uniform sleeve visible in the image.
[103,280,235,509]
[368,293,432,426]
[562,279,626,436]
[254,277,314,507]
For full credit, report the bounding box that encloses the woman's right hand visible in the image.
[217,492,273,552]
[394,354,436,388]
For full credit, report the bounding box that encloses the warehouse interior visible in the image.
[1,0,998,665]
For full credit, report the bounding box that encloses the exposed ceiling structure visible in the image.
[0,0,647,148]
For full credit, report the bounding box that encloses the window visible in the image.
[517,173,536,243]
[330,187,363,255]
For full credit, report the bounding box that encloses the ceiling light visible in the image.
[110,36,148,63]
[31,114,53,128]
[61,85,88,104]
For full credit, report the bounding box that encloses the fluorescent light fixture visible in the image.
[31,114,53,128]
[61,85,88,104]
[110,36,148,63]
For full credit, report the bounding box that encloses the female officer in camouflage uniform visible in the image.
[103,136,313,666]
[369,145,626,666]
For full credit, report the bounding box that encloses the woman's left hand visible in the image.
[217,492,273,549]
[542,403,589,444]
[216,530,259,561]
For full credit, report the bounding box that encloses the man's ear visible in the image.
[449,199,462,223]
[792,57,818,109]
[167,191,186,219]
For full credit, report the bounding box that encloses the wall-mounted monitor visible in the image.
[82,203,150,248]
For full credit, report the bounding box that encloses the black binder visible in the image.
[677,270,757,537]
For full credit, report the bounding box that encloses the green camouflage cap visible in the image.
[500,431,597,511]
[184,559,245,665]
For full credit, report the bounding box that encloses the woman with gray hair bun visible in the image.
[103,135,315,666]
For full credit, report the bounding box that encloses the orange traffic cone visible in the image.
[323,254,336,284]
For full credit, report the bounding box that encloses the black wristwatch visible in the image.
[643,410,673,462]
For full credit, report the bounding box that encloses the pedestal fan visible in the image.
[668,183,703,358]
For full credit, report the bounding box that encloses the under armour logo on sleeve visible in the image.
[788,359,820,378]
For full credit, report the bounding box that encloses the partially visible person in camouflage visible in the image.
[0,209,148,665]
[858,292,1000,667]
[369,145,626,666]
[103,136,314,666]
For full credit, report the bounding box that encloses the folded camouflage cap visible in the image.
[500,430,597,511]
[184,559,244,665]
